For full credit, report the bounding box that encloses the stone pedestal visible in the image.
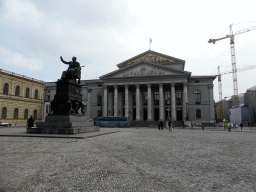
[27,116,99,134]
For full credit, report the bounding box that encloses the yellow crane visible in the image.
[209,24,256,107]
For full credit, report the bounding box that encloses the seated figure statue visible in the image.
[60,56,81,84]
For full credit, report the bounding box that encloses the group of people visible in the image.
[158,120,173,132]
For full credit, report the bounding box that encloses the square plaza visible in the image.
[1,127,256,191]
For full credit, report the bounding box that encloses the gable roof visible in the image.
[116,50,185,68]
[100,60,191,80]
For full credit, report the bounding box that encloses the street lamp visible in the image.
[167,98,170,121]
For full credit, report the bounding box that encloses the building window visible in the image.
[154,92,159,105]
[24,109,28,119]
[165,91,170,105]
[196,109,201,118]
[176,90,182,105]
[1,107,7,119]
[195,80,200,83]
[15,85,20,96]
[35,89,38,99]
[195,90,201,104]
[47,95,50,101]
[97,94,102,106]
[123,93,125,106]
[14,108,18,119]
[133,92,136,105]
[3,83,9,95]
[97,110,102,117]
[25,88,30,98]
[144,92,148,105]
[34,110,37,120]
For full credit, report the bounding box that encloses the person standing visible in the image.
[158,121,161,130]
[168,120,172,132]
[161,121,163,130]
[27,116,34,128]
[240,123,243,130]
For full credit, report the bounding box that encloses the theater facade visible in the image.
[85,50,216,124]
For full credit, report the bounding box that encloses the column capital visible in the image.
[135,84,140,88]
[183,82,188,86]
[146,83,151,88]
[88,88,92,93]
[113,85,118,89]
[103,85,108,89]
[124,84,129,88]
[158,83,163,88]
[171,83,175,87]
[208,84,214,89]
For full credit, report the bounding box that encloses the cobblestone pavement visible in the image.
[1,127,256,191]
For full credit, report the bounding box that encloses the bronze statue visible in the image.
[60,56,81,84]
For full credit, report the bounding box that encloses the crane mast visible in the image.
[230,25,239,107]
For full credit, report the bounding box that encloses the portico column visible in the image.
[208,84,215,120]
[87,88,92,119]
[125,85,129,117]
[136,84,141,121]
[147,84,152,121]
[103,85,108,116]
[171,83,176,121]
[114,85,118,116]
[183,82,188,121]
[159,83,164,121]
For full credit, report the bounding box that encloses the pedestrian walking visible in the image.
[161,121,163,130]
[202,125,204,131]
[191,122,193,129]
[228,123,232,132]
[158,121,161,130]
[240,123,243,130]
[168,120,172,132]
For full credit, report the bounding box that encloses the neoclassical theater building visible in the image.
[83,50,216,124]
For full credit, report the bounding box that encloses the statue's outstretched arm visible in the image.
[60,56,69,64]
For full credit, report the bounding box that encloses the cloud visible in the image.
[0,45,43,70]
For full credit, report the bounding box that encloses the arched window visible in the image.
[24,109,28,119]
[25,88,30,98]
[195,90,201,104]
[1,107,7,119]
[176,90,182,105]
[34,89,38,99]
[97,94,102,106]
[15,85,20,96]
[34,110,37,120]
[154,92,159,105]
[3,83,9,95]
[14,108,18,119]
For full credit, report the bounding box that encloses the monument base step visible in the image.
[27,126,100,134]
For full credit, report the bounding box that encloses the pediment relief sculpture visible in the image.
[126,53,174,65]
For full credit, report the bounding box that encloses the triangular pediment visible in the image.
[117,50,185,68]
[100,61,190,79]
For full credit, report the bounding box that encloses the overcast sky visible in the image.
[1,0,256,102]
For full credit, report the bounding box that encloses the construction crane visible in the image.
[209,24,256,107]
[217,65,256,121]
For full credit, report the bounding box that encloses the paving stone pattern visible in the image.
[1,127,256,191]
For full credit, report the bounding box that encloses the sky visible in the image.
[1,0,256,102]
